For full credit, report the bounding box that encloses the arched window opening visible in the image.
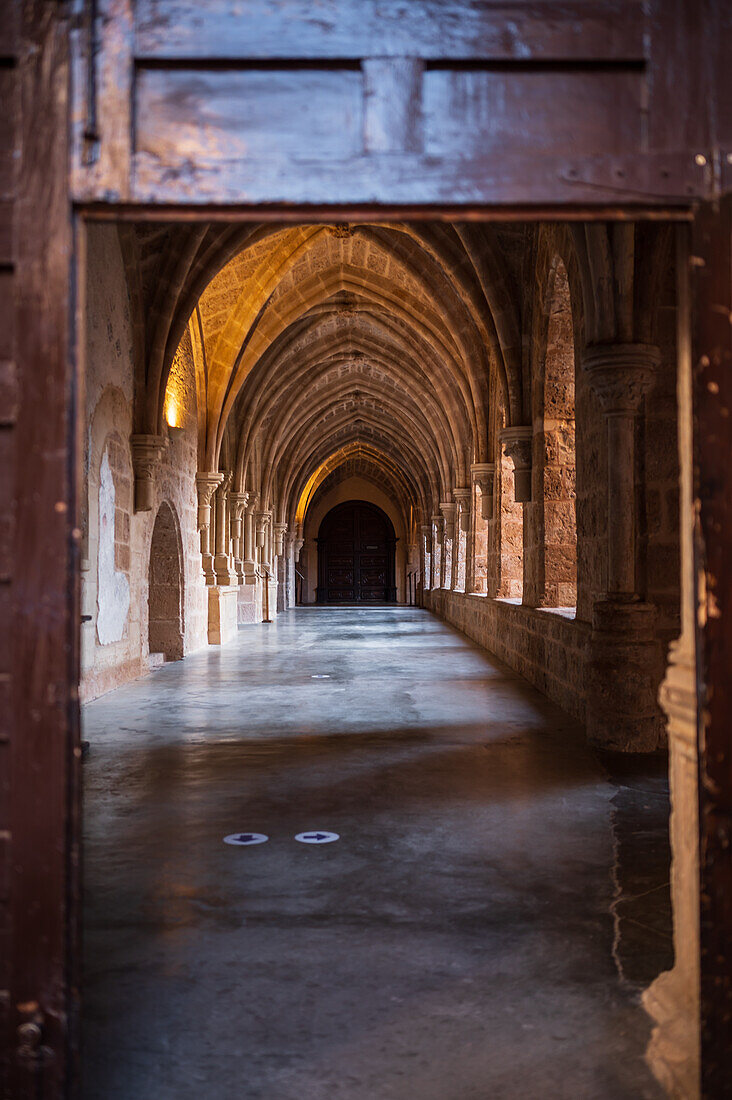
[148,501,185,661]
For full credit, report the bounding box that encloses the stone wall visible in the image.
[425,589,589,722]
[80,226,208,702]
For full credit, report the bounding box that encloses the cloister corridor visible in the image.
[82,607,669,1100]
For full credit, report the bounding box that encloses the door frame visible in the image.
[7,3,732,1097]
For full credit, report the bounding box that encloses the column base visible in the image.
[643,969,700,1099]
[237,580,262,624]
[587,599,665,751]
[207,586,238,645]
[214,554,236,586]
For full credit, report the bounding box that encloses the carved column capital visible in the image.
[439,502,456,541]
[246,491,260,514]
[420,524,432,537]
[583,342,660,414]
[130,434,166,512]
[195,471,224,530]
[501,426,533,503]
[453,488,471,532]
[471,462,496,520]
[229,490,249,521]
[255,510,271,548]
[274,522,288,556]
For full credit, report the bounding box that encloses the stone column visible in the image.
[420,523,432,593]
[453,488,470,593]
[500,427,532,503]
[213,473,235,585]
[274,522,288,558]
[471,463,495,521]
[430,513,443,590]
[470,463,494,594]
[242,493,259,583]
[130,434,165,513]
[256,510,271,564]
[195,472,223,584]
[583,342,663,751]
[439,503,455,589]
[642,256,699,1096]
[294,534,304,563]
[229,491,249,582]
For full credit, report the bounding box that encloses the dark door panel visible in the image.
[317,501,397,603]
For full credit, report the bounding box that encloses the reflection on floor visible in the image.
[82,607,668,1099]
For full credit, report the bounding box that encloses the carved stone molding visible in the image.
[453,488,471,532]
[500,427,532,502]
[582,342,660,414]
[130,434,166,512]
[229,490,249,521]
[471,462,495,520]
[195,471,224,531]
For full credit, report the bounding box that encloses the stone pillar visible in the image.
[421,523,432,593]
[642,256,699,1095]
[583,342,663,751]
[130,434,165,513]
[274,522,288,558]
[213,473,235,585]
[229,491,249,582]
[242,492,259,583]
[471,463,495,521]
[430,513,443,590]
[501,427,532,503]
[196,472,223,584]
[453,488,470,592]
[256,510,271,564]
[439,503,455,589]
[470,463,494,594]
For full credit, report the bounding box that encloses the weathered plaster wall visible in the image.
[80,226,208,702]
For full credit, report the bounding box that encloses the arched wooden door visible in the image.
[316,501,397,604]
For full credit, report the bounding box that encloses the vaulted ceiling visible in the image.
[118,218,668,536]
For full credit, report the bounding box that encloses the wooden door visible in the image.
[3,4,81,1098]
[4,0,732,1097]
[316,502,396,604]
[71,0,719,210]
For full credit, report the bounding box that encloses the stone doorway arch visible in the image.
[148,501,185,661]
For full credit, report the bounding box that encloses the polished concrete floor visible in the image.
[82,607,667,1099]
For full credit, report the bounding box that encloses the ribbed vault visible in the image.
[122,219,669,542]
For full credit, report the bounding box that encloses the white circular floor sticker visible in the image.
[223,832,269,846]
[295,831,340,844]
